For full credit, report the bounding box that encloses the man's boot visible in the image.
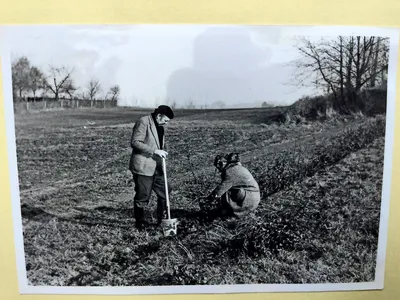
[156,198,167,225]
[134,206,145,230]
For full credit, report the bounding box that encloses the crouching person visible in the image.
[203,153,261,218]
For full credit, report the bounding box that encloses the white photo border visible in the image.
[1,24,398,295]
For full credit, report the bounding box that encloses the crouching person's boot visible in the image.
[134,206,145,231]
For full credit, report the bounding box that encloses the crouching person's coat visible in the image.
[211,162,260,217]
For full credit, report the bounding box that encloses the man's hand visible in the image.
[154,149,168,158]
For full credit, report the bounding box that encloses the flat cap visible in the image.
[156,105,174,119]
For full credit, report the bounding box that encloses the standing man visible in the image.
[129,105,174,230]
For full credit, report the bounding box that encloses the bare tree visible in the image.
[45,66,74,101]
[28,66,46,99]
[289,35,389,112]
[107,85,120,101]
[11,56,31,100]
[87,79,102,101]
[61,79,79,99]
[369,37,381,87]
[368,37,389,87]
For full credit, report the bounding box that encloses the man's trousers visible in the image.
[132,172,173,226]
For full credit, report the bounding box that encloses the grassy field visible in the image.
[15,106,385,286]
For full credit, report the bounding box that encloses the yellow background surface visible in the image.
[1,0,399,299]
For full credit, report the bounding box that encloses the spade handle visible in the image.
[162,157,171,219]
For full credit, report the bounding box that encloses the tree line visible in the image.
[291,35,389,113]
[11,56,120,103]
[11,36,390,112]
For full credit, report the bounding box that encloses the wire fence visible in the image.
[13,97,118,113]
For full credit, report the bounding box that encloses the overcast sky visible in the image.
[1,24,343,108]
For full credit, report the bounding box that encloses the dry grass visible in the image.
[15,107,385,286]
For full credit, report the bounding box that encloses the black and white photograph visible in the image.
[1,24,398,295]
